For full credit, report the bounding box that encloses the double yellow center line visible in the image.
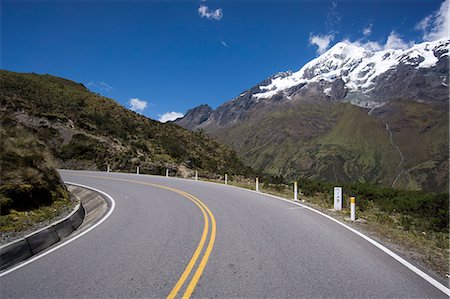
[70,174,216,298]
[167,188,216,298]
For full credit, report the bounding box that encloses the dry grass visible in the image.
[0,196,76,245]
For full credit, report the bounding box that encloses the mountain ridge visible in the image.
[176,39,449,192]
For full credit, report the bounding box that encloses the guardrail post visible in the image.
[225,174,228,185]
[137,166,140,174]
[195,171,198,181]
[350,196,356,221]
[294,181,298,201]
[256,177,259,192]
[166,169,169,177]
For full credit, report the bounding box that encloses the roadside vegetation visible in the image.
[0,113,73,239]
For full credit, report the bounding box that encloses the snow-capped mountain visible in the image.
[175,39,449,192]
[177,38,449,129]
[252,38,449,109]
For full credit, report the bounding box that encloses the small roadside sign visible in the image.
[334,187,342,211]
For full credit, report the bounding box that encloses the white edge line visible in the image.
[226,185,450,295]
[0,181,116,278]
[146,173,450,295]
[59,171,450,295]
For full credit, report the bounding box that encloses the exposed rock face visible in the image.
[175,39,449,192]
[174,104,213,130]
[178,39,449,130]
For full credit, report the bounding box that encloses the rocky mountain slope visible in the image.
[176,39,449,192]
[0,70,251,179]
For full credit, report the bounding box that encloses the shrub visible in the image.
[0,119,68,215]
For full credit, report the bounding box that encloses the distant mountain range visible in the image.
[176,39,449,192]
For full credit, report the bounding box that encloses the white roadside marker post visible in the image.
[350,196,356,221]
[195,171,198,181]
[334,187,342,211]
[107,165,110,173]
[137,166,140,174]
[256,177,259,192]
[225,174,228,185]
[166,169,169,177]
[294,181,298,201]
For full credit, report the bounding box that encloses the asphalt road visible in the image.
[0,170,447,298]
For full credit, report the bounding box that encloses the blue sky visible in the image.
[2,0,448,121]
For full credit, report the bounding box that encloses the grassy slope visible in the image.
[0,70,251,177]
[208,100,448,192]
[210,102,336,172]
[377,100,449,191]
[0,113,70,215]
[314,103,398,186]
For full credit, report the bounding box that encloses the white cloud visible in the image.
[362,24,372,37]
[198,5,223,21]
[221,39,229,48]
[416,0,449,41]
[158,111,184,123]
[384,31,412,50]
[309,34,334,54]
[343,31,412,52]
[350,40,383,52]
[416,15,432,32]
[129,98,147,113]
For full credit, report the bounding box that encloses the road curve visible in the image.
[0,170,447,298]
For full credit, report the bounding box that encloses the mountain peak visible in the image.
[327,40,365,55]
[252,38,449,101]
[175,104,213,130]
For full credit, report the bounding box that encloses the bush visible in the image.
[0,119,68,215]
[297,177,332,197]
[343,182,449,232]
[60,133,107,161]
[293,176,448,233]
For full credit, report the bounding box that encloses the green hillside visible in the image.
[207,100,448,192]
[0,70,252,213]
[1,70,250,175]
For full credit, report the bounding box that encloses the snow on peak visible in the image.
[253,39,449,99]
[327,41,367,57]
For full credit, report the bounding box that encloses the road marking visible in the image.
[179,191,216,299]
[68,174,216,298]
[215,183,450,296]
[288,207,305,210]
[0,182,116,278]
[167,192,209,299]
[166,174,450,296]
[62,171,450,296]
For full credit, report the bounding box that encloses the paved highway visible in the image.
[1,170,447,298]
